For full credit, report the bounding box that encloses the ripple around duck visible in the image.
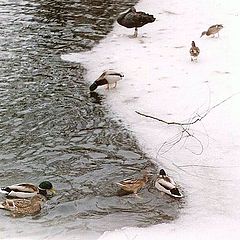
[0,0,183,239]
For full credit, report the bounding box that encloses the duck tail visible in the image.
[0,202,5,209]
[170,188,181,196]
[115,182,123,187]
[143,13,155,23]
[89,82,98,91]
[0,187,10,195]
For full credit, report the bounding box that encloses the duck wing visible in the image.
[156,177,176,190]
[117,178,138,186]
[5,183,38,193]
[117,10,155,28]
[0,198,32,211]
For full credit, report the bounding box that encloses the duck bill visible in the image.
[50,188,57,195]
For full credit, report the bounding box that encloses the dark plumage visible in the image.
[89,70,124,91]
[117,7,156,37]
[200,24,223,38]
[190,41,200,62]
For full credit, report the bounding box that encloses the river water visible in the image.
[0,1,183,239]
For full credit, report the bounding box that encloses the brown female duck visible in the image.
[200,24,223,38]
[190,41,200,62]
[116,172,149,194]
[0,194,45,216]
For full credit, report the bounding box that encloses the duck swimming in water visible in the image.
[0,181,55,198]
[89,70,124,91]
[155,169,183,198]
[117,7,156,37]
[116,172,149,195]
[190,41,200,62]
[0,194,45,216]
[200,24,223,38]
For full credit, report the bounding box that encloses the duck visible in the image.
[117,7,156,37]
[0,194,45,216]
[116,172,149,194]
[190,41,200,62]
[200,24,223,38]
[155,169,183,198]
[89,70,124,91]
[0,181,55,198]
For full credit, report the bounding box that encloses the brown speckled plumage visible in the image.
[116,173,149,194]
[0,194,45,216]
[201,24,223,38]
[190,41,200,62]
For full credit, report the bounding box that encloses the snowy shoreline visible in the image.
[62,0,240,239]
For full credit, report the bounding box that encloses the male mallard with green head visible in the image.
[0,181,55,198]
[116,172,149,194]
[200,24,223,38]
[0,194,45,216]
[155,169,183,198]
[190,41,200,62]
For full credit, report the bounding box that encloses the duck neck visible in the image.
[38,189,47,196]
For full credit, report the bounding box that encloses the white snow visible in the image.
[61,0,240,239]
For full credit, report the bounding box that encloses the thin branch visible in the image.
[136,92,240,126]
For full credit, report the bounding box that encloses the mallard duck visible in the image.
[190,41,200,62]
[155,169,183,198]
[116,173,149,194]
[117,7,155,37]
[89,70,124,91]
[0,194,45,216]
[200,24,223,38]
[0,181,55,198]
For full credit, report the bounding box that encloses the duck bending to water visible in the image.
[89,70,124,91]
[116,172,149,195]
[155,169,183,198]
[0,181,55,198]
[200,24,223,38]
[117,7,155,37]
[0,194,45,216]
[190,41,200,62]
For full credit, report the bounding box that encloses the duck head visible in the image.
[159,169,167,176]
[38,181,56,196]
[200,31,207,37]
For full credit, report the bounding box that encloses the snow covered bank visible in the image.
[61,0,240,239]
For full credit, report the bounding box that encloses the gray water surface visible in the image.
[0,1,183,239]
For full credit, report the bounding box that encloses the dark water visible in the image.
[0,1,183,239]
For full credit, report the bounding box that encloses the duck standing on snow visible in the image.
[116,172,149,195]
[89,70,124,91]
[190,41,200,62]
[0,181,55,198]
[117,7,156,37]
[200,24,223,38]
[0,194,45,216]
[155,169,183,198]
